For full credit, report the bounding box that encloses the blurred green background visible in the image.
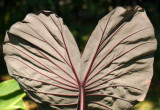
[0,0,159,110]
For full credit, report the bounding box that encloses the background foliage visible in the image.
[0,0,159,110]
[0,79,27,110]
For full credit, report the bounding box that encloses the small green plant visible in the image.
[0,79,27,110]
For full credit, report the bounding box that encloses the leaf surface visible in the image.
[3,7,157,110]
[0,79,27,110]
[0,79,20,96]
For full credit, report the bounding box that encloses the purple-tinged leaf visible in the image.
[4,12,81,110]
[3,6,157,110]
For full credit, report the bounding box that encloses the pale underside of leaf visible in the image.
[3,6,157,110]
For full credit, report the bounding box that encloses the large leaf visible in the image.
[3,6,157,110]
[0,79,27,110]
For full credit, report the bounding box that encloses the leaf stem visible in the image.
[79,85,85,110]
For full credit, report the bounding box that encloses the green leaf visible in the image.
[0,79,21,96]
[0,79,27,110]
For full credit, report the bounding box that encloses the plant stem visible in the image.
[79,85,85,110]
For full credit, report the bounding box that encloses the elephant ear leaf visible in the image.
[3,10,81,110]
[81,6,157,109]
[3,6,157,110]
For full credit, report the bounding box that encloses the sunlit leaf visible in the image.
[0,79,27,110]
[0,79,20,96]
